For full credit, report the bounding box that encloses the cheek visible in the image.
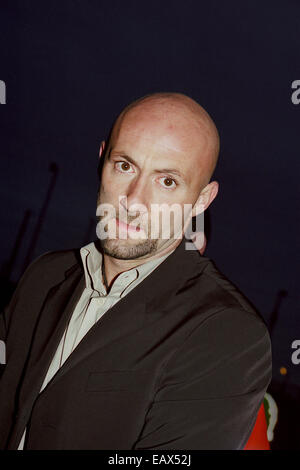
[179,188,200,209]
[101,167,116,195]
[102,165,127,190]
[154,191,188,210]
[99,167,128,205]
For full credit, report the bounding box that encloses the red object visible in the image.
[244,402,270,450]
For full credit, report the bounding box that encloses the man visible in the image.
[0,92,272,450]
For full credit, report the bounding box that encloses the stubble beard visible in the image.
[99,236,159,260]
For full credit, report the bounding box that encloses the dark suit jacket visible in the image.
[0,235,272,450]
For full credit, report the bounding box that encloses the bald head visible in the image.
[109,92,220,189]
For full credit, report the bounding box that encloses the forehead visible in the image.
[117,103,201,141]
[111,107,209,170]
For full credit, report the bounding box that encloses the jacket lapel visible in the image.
[17,263,85,413]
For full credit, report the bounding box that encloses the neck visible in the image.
[102,237,182,288]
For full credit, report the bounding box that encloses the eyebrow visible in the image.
[109,150,186,182]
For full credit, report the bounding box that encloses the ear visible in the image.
[192,181,219,217]
[99,140,106,159]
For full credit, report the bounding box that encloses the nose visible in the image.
[120,175,149,217]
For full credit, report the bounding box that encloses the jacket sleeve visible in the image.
[0,305,7,344]
[0,252,54,375]
[133,307,272,450]
[0,305,7,376]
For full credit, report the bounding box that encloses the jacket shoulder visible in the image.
[198,257,268,328]
[0,248,82,341]
[4,248,82,318]
[18,248,81,287]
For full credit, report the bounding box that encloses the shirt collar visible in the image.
[80,241,175,298]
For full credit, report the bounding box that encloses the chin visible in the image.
[99,237,158,260]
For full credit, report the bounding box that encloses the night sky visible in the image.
[0,1,299,445]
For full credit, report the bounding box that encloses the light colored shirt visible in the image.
[18,241,175,449]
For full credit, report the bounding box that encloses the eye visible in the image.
[159,176,177,189]
[115,161,134,173]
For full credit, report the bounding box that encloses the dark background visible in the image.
[0,0,299,449]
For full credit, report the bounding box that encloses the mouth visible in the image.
[116,218,141,232]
